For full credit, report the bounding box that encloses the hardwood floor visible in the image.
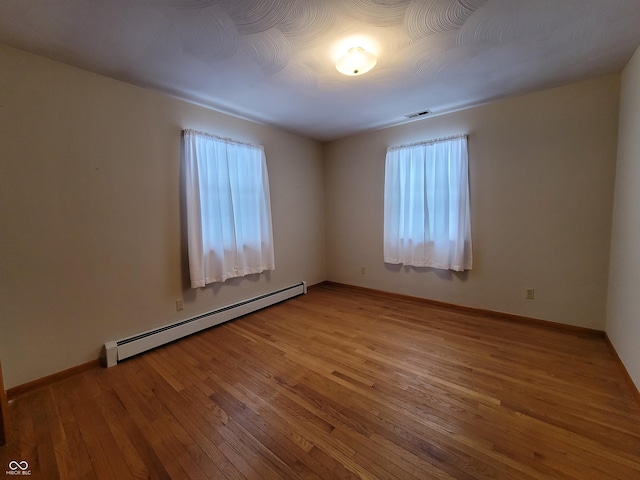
[0,358,8,446]
[2,283,639,479]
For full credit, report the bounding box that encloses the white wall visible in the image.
[0,41,628,390]
[607,45,640,390]
[0,45,326,389]
[324,75,620,329]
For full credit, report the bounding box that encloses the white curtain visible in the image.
[183,129,275,287]
[384,135,472,271]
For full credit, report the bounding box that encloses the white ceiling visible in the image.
[2,0,640,141]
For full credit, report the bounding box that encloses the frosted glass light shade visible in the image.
[336,47,377,76]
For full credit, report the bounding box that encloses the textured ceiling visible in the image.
[1,0,640,140]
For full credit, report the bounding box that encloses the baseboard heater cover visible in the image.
[103,281,307,367]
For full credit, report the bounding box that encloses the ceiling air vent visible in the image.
[404,110,431,119]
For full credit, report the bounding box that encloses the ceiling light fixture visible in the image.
[335,47,377,76]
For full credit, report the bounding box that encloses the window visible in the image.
[383,134,472,271]
[183,129,275,287]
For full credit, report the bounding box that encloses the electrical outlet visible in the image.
[361,267,366,275]
[525,288,535,300]
[176,299,184,311]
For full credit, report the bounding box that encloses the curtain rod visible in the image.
[387,133,467,151]
[183,129,263,150]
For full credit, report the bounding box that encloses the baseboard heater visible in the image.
[103,281,307,368]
